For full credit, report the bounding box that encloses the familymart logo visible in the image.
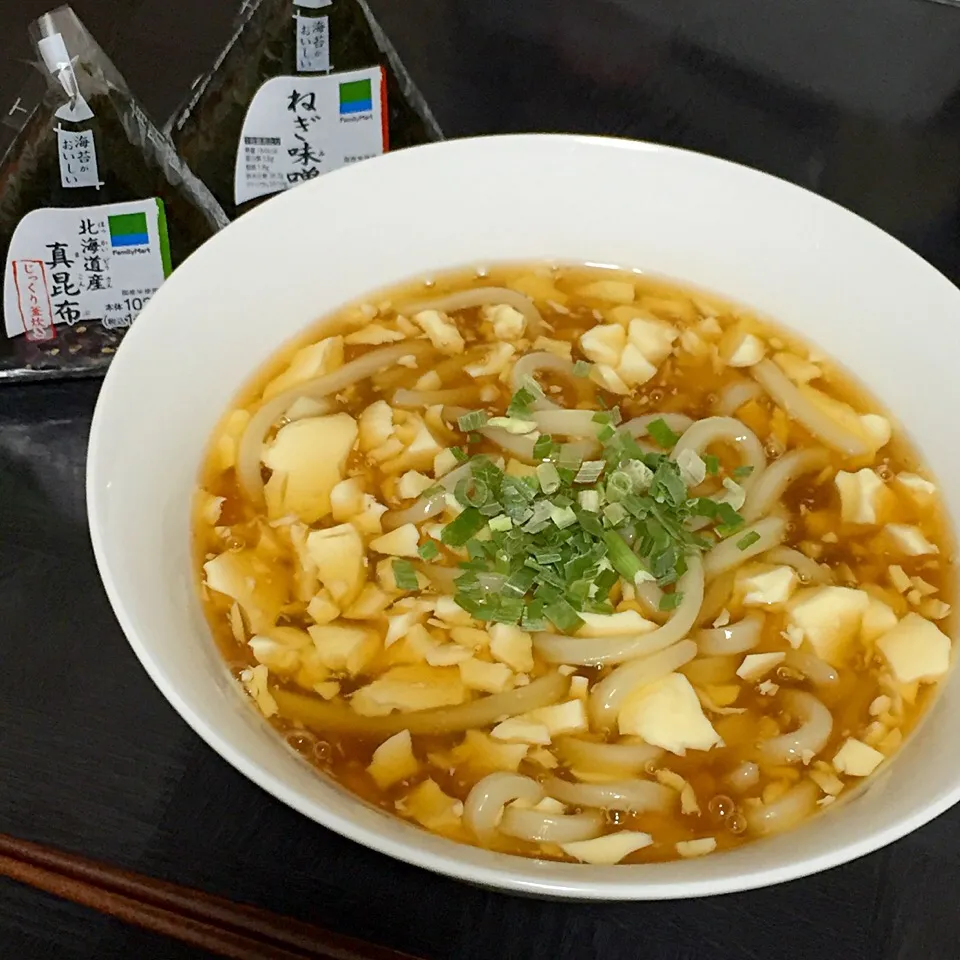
[339,78,372,116]
[108,211,149,249]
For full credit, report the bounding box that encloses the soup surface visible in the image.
[194,264,954,864]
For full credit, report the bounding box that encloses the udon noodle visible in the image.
[194,264,954,864]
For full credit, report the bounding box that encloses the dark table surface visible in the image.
[4,2,960,958]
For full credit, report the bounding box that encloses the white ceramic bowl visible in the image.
[88,134,960,899]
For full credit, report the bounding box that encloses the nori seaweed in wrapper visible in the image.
[0,5,228,384]
[168,0,443,220]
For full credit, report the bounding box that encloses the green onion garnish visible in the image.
[659,591,684,611]
[392,559,419,591]
[572,360,592,377]
[418,541,439,561]
[507,386,537,418]
[703,454,720,476]
[458,409,488,431]
[733,464,755,479]
[455,476,490,508]
[536,462,561,494]
[441,508,486,547]
[574,460,605,484]
[647,418,681,448]
[737,530,761,550]
[450,446,468,462]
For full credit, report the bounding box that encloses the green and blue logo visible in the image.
[339,78,372,115]
[108,211,149,248]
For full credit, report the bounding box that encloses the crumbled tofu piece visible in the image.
[398,779,462,833]
[450,626,491,650]
[351,665,466,715]
[262,336,343,400]
[307,591,340,625]
[263,414,358,523]
[239,665,278,718]
[249,627,310,674]
[809,766,844,795]
[490,717,552,745]
[835,469,891,525]
[679,328,709,357]
[485,303,527,340]
[675,838,717,858]
[433,448,459,478]
[203,550,287,632]
[580,323,626,366]
[616,343,658,387]
[489,623,535,673]
[786,587,870,666]
[352,494,389,536]
[344,324,406,345]
[727,333,766,368]
[628,317,678,366]
[412,309,465,354]
[370,523,420,557]
[618,673,722,755]
[833,738,885,777]
[569,676,590,701]
[757,680,779,696]
[921,599,951,621]
[861,414,891,449]
[773,351,820,383]
[577,279,635,303]
[560,831,654,864]
[861,597,898,643]
[877,613,951,683]
[888,565,912,594]
[465,342,516,378]
[741,565,797,607]
[524,699,589,736]
[434,595,475,626]
[396,470,435,500]
[896,472,937,505]
[198,491,224,525]
[578,609,658,637]
[307,623,378,675]
[306,523,366,606]
[385,606,429,647]
[869,695,892,716]
[367,730,418,789]
[342,583,391,620]
[737,652,786,681]
[330,477,365,521]
[676,449,707,487]
[358,400,395,452]
[532,336,573,359]
[405,422,443,466]
[886,524,939,556]
[414,370,442,391]
[459,657,514,693]
[589,364,631,394]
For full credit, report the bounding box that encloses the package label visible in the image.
[3,198,171,339]
[57,127,103,189]
[234,66,386,205]
[296,14,330,73]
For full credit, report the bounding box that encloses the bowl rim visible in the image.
[87,132,960,900]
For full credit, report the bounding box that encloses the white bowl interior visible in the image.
[88,134,960,899]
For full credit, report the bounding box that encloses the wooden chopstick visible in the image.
[0,833,423,960]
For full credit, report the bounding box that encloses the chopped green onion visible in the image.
[601,530,643,582]
[578,489,601,512]
[507,386,537,417]
[441,508,486,547]
[603,502,628,526]
[647,417,681,448]
[454,476,490,508]
[450,446,468,462]
[703,454,720,476]
[457,409,489,431]
[392,559,419,592]
[533,435,557,461]
[574,460,605,484]
[733,465,755,479]
[572,360,592,377]
[606,472,634,500]
[596,424,616,442]
[521,600,547,631]
[737,531,761,550]
[544,598,583,633]
[659,591,684,612]
[536,462,561,494]
[488,515,513,532]
[418,541,440,561]
[550,504,578,529]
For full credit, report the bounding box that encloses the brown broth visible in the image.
[193,263,955,864]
